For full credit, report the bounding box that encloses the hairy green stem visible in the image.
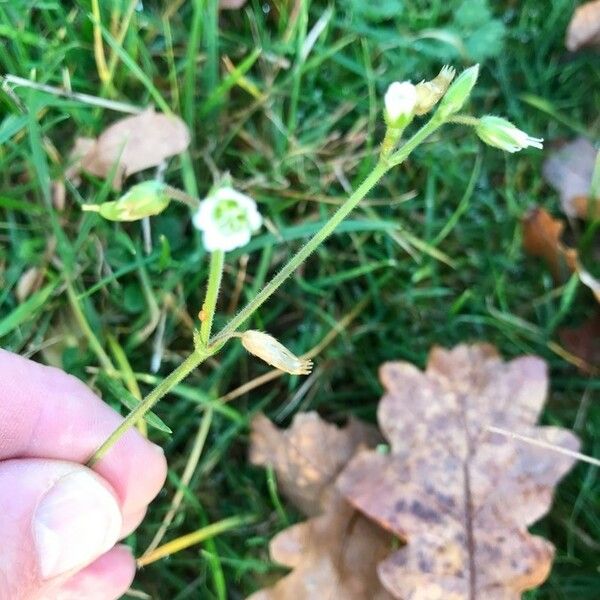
[164,185,200,210]
[199,250,225,344]
[87,350,208,466]
[211,114,444,346]
[447,114,480,127]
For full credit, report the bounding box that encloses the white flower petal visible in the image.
[384,81,417,123]
[192,185,262,252]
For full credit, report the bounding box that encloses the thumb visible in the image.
[0,458,123,599]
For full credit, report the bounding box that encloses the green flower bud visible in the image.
[475,116,543,153]
[82,181,170,221]
[436,64,479,119]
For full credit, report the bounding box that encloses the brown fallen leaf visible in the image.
[559,312,600,373]
[522,207,576,281]
[566,0,600,51]
[249,412,381,516]
[247,494,394,600]
[65,136,96,185]
[338,344,579,600]
[78,109,190,188]
[542,137,599,219]
[522,207,600,302]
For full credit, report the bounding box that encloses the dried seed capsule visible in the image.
[414,65,456,116]
[241,330,313,375]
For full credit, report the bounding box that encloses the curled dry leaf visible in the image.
[73,109,190,188]
[249,412,381,516]
[247,494,394,600]
[542,137,599,219]
[522,207,575,281]
[522,207,600,303]
[338,344,579,600]
[566,0,600,51]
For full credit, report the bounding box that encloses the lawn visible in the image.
[0,0,599,598]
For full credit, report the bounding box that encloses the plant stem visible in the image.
[199,250,225,344]
[88,113,447,464]
[447,114,480,127]
[87,349,208,466]
[164,184,200,210]
[211,115,445,346]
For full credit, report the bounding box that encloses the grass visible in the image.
[1,0,599,598]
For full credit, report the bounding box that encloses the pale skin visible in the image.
[0,349,167,600]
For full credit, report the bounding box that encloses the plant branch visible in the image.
[199,250,225,344]
[87,349,208,466]
[211,114,446,346]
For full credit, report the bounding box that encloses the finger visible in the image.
[0,349,167,514]
[42,546,136,600]
[0,458,122,599]
[120,507,147,539]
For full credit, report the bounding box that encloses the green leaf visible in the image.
[0,282,57,338]
[96,371,173,435]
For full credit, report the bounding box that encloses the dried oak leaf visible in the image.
[542,137,599,219]
[249,412,381,516]
[248,412,391,600]
[566,0,600,51]
[79,109,190,188]
[522,207,600,303]
[338,344,580,600]
[247,494,394,600]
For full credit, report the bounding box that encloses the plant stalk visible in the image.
[199,249,225,344]
[88,113,447,464]
[87,349,208,466]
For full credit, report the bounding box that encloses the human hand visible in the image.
[0,349,167,599]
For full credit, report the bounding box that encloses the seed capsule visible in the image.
[241,330,313,375]
[414,65,456,116]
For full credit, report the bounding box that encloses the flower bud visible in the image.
[241,330,313,375]
[82,180,170,221]
[475,115,543,153]
[414,65,456,116]
[384,81,417,128]
[436,64,479,119]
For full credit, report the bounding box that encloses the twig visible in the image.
[487,426,600,468]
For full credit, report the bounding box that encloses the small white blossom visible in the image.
[192,186,262,252]
[476,116,543,153]
[384,81,417,125]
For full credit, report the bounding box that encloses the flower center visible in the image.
[213,199,249,233]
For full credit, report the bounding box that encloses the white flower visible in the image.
[475,116,543,153]
[192,186,262,252]
[384,81,417,125]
